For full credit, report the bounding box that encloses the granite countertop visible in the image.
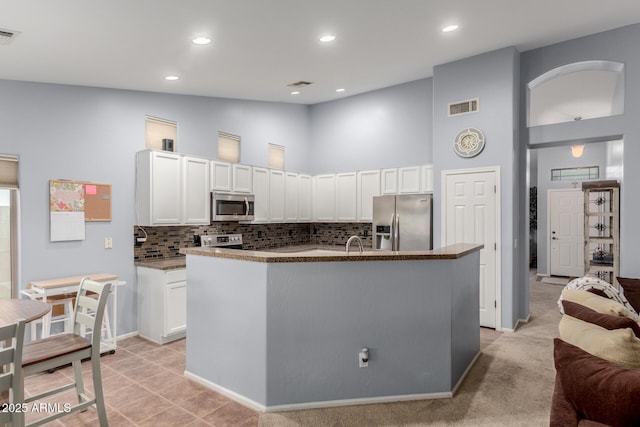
[134,257,186,270]
[179,243,483,263]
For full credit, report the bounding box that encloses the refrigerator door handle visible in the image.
[391,213,396,251]
[395,213,400,250]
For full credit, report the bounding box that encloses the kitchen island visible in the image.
[179,243,482,412]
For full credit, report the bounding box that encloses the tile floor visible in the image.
[17,329,501,426]
[22,336,259,426]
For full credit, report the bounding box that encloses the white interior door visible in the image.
[444,169,498,329]
[549,189,584,277]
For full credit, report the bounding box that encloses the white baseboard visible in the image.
[184,370,464,413]
[115,330,139,341]
[451,351,481,396]
[501,314,531,333]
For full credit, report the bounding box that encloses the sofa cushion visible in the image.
[554,338,640,426]
[561,300,640,338]
[559,314,640,369]
[617,277,640,314]
[561,288,637,320]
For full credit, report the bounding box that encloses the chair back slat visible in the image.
[0,322,17,341]
[0,346,14,365]
[72,277,112,348]
[77,294,99,311]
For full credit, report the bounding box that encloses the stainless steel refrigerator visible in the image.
[373,194,432,251]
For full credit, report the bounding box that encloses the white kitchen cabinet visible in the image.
[335,172,357,221]
[269,169,286,222]
[285,172,299,222]
[136,150,209,226]
[421,164,434,193]
[137,267,186,344]
[381,168,398,195]
[183,156,210,224]
[314,174,336,221]
[357,169,381,221]
[298,174,312,221]
[211,160,232,192]
[252,167,270,222]
[232,163,252,193]
[398,166,421,194]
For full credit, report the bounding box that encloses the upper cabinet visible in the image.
[136,150,210,226]
[269,169,286,222]
[421,165,433,193]
[211,161,232,192]
[285,172,299,222]
[398,166,421,194]
[183,156,210,224]
[298,174,312,222]
[381,169,398,195]
[357,170,381,222]
[232,164,252,193]
[252,167,270,223]
[335,172,357,221]
[313,174,336,221]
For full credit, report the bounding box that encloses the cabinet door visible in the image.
[381,168,398,195]
[335,172,357,221]
[421,165,434,193]
[183,156,210,224]
[232,164,252,193]
[165,281,187,336]
[211,161,232,192]
[151,151,182,224]
[252,167,270,222]
[298,174,312,221]
[314,174,335,221]
[285,172,299,222]
[269,169,285,222]
[398,166,421,194]
[357,170,381,221]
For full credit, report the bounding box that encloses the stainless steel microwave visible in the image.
[211,192,255,221]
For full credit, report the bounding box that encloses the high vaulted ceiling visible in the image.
[2,1,640,105]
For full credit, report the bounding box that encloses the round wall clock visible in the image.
[453,128,485,158]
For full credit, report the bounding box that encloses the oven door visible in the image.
[211,193,255,221]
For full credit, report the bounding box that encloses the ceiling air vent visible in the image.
[448,98,479,117]
[287,81,313,88]
[0,28,20,45]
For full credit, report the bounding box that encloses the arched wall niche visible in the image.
[527,60,624,127]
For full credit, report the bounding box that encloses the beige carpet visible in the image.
[259,273,562,427]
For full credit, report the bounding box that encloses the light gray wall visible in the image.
[308,79,432,174]
[521,23,640,279]
[0,79,309,335]
[534,142,609,275]
[432,47,521,329]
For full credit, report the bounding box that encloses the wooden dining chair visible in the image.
[0,318,26,427]
[22,278,112,427]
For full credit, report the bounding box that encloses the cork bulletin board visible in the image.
[83,183,112,221]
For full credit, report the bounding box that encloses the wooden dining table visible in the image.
[0,298,51,327]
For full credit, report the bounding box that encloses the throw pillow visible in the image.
[559,314,640,369]
[561,300,640,338]
[561,288,637,320]
[554,338,640,426]
[617,276,640,314]
[559,275,637,316]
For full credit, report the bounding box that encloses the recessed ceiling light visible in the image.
[290,91,300,95]
[319,34,336,43]
[164,75,180,81]
[336,88,345,93]
[441,24,459,33]
[192,36,212,45]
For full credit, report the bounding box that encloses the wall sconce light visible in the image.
[571,144,584,158]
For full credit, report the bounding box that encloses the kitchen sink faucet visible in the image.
[346,235,364,254]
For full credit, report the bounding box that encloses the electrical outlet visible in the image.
[359,348,369,368]
[105,237,113,249]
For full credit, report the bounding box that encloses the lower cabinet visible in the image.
[137,267,187,344]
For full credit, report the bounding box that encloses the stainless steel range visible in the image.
[199,233,243,249]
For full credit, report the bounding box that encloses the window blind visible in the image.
[218,132,240,163]
[0,155,18,188]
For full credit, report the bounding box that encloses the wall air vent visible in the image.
[287,81,313,88]
[448,98,479,117]
[0,28,20,45]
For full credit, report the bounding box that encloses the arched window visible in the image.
[528,60,624,127]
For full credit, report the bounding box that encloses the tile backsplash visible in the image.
[134,222,373,261]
